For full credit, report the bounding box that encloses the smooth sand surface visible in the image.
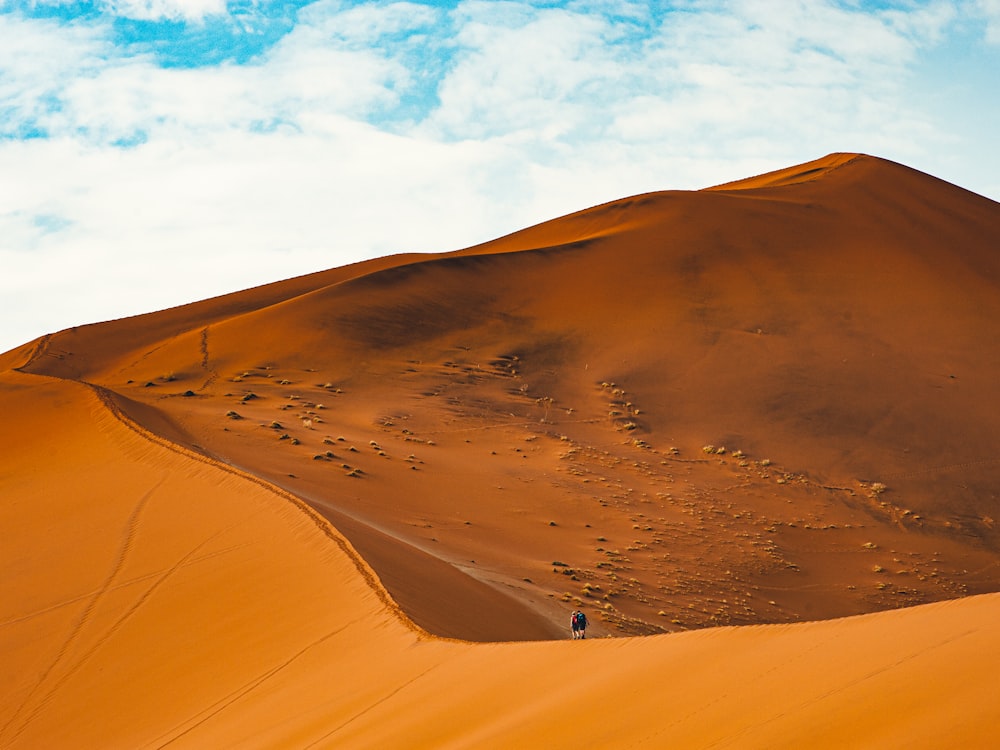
[4,153,1000,747]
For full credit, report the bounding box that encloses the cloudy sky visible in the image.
[2,0,998,354]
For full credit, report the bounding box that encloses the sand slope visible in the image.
[4,153,1000,746]
[1,369,998,748]
[0,374,1000,748]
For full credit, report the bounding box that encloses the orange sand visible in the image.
[3,153,1000,747]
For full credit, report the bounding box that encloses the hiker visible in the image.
[571,610,588,639]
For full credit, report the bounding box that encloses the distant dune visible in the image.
[3,153,999,747]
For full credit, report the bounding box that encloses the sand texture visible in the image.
[3,153,1000,747]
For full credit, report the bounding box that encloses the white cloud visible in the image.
[297,0,441,44]
[976,0,1000,42]
[101,0,225,22]
[35,39,412,143]
[422,0,955,167]
[0,14,109,135]
[1,2,442,144]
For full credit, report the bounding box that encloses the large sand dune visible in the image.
[3,153,1000,746]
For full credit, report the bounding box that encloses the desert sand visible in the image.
[3,153,1000,747]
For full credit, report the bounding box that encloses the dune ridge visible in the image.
[4,153,1000,746]
[704,152,862,191]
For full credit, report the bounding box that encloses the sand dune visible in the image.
[2,371,998,748]
[3,153,1000,746]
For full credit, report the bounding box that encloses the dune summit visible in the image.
[3,153,1000,747]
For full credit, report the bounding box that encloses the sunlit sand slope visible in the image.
[1,370,997,748]
[0,371,427,748]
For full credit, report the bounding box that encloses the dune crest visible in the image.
[4,153,1000,746]
[704,152,862,190]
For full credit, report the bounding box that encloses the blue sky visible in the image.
[2,0,999,353]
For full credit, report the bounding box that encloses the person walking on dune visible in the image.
[571,610,588,639]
